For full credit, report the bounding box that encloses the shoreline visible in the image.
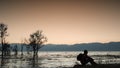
[72,64,120,68]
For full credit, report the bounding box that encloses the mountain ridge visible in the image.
[40,42,120,51]
[1,42,120,51]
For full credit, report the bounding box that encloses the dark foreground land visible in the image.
[72,64,120,68]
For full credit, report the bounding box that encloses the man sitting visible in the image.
[77,50,97,65]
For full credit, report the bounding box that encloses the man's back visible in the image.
[77,50,97,65]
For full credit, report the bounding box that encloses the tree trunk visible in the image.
[1,38,3,57]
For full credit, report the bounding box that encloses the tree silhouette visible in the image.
[25,30,47,56]
[0,23,8,57]
[13,45,18,57]
[21,44,23,57]
[3,43,11,56]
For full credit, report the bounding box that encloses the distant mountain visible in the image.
[40,42,120,51]
[0,42,120,51]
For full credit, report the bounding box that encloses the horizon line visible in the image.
[2,41,120,45]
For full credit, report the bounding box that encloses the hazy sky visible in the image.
[0,0,120,44]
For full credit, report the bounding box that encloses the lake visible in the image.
[0,51,120,68]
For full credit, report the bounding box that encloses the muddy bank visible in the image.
[72,64,120,68]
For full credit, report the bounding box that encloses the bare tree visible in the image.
[13,45,18,57]
[25,30,47,56]
[0,23,8,57]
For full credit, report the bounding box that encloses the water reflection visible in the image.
[0,53,43,68]
[30,54,39,68]
[1,55,10,67]
[0,51,120,68]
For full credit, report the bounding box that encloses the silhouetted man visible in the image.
[77,50,97,65]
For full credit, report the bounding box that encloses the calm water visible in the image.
[0,51,120,68]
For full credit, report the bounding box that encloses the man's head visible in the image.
[84,50,88,55]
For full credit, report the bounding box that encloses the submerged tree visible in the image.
[0,23,8,57]
[21,44,23,57]
[3,43,11,56]
[25,30,47,56]
[13,45,18,57]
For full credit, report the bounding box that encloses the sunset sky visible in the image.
[0,0,120,44]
